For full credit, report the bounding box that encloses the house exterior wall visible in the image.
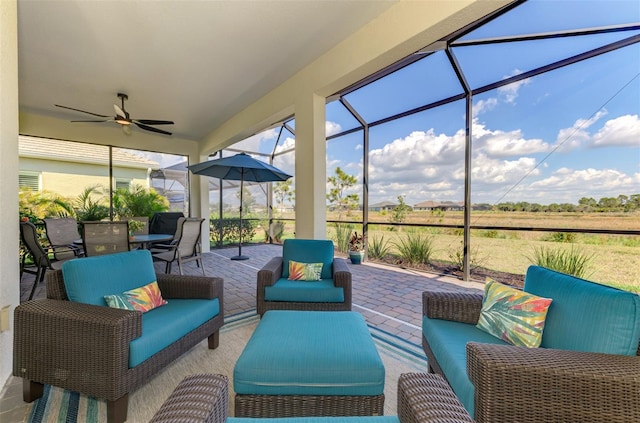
[20,157,150,198]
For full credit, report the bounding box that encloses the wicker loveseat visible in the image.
[422,265,640,422]
[14,250,224,423]
[256,239,352,317]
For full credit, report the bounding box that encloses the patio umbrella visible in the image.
[187,152,292,260]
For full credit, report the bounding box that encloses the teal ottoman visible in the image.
[233,311,385,417]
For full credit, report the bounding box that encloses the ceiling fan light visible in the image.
[115,118,131,125]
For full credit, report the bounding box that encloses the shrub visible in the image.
[393,231,435,265]
[527,245,595,279]
[332,222,354,253]
[446,240,487,272]
[368,235,391,260]
[210,217,256,246]
[547,232,577,243]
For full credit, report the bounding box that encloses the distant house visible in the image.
[19,136,159,198]
[369,201,397,212]
[414,200,464,212]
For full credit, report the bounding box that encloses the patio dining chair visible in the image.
[82,221,130,257]
[43,217,84,259]
[19,221,72,300]
[152,218,205,275]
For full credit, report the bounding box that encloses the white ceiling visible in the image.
[17,0,396,141]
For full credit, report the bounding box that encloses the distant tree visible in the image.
[578,197,597,211]
[598,197,618,211]
[274,180,294,212]
[389,195,412,226]
[327,167,359,218]
[236,187,256,215]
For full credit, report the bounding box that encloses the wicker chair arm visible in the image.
[149,373,229,423]
[13,299,141,389]
[422,291,483,324]
[332,258,351,288]
[156,273,223,300]
[467,342,640,423]
[257,257,283,289]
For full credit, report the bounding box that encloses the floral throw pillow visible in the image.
[104,281,168,313]
[476,279,552,348]
[287,260,323,281]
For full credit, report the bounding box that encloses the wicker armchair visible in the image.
[423,290,640,423]
[256,239,352,317]
[14,267,224,423]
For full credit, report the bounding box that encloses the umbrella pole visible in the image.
[231,174,249,260]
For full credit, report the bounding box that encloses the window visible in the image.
[19,172,40,191]
[115,178,131,191]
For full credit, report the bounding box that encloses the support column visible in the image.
[294,93,326,239]
[0,0,20,384]
[191,153,211,252]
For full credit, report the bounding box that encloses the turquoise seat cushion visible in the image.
[129,298,220,367]
[282,239,334,280]
[422,315,508,416]
[264,278,344,303]
[524,266,640,355]
[61,250,157,306]
[230,417,400,423]
[234,311,385,396]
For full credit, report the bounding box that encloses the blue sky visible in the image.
[208,0,640,208]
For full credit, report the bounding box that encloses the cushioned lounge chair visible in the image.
[256,238,352,317]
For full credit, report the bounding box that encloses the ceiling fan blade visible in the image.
[55,104,109,118]
[135,122,172,136]
[122,125,132,136]
[70,119,110,123]
[113,104,129,120]
[134,119,174,125]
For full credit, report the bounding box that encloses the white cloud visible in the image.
[326,120,342,136]
[591,114,640,147]
[473,120,549,158]
[528,168,639,197]
[554,109,607,151]
[497,69,531,104]
[472,97,498,116]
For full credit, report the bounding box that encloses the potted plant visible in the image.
[348,231,365,264]
[127,219,146,240]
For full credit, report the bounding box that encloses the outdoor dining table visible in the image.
[73,233,174,250]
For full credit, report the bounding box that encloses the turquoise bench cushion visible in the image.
[282,239,334,280]
[230,417,400,423]
[524,266,640,355]
[264,278,344,303]
[129,298,220,367]
[61,250,157,306]
[422,315,508,416]
[234,311,384,396]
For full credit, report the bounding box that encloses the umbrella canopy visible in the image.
[187,152,291,182]
[187,153,292,260]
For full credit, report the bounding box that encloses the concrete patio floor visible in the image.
[2,243,484,422]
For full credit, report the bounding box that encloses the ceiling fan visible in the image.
[55,93,174,136]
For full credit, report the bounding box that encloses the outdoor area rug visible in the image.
[27,310,427,422]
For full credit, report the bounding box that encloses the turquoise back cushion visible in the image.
[282,239,334,280]
[524,265,640,355]
[61,250,157,306]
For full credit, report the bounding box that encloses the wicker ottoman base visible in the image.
[234,393,385,418]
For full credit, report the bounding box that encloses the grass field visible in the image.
[262,211,640,291]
